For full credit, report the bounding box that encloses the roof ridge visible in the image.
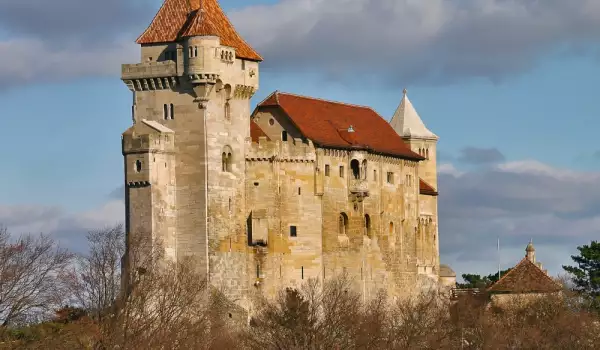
[211,0,263,61]
[487,258,527,292]
[136,0,189,43]
[275,91,374,110]
[529,259,563,288]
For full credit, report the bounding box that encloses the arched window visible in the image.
[281,131,288,142]
[339,213,349,236]
[189,47,193,58]
[224,102,231,120]
[221,146,233,172]
[163,104,168,120]
[169,103,174,120]
[362,160,367,180]
[364,214,371,237]
[194,47,198,57]
[350,159,360,179]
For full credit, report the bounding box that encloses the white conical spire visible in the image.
[390,89,438,140]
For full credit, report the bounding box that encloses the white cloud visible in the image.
[438,159,600,279]
[0,38,138,88]
[231,0,600,84]
[0,199,124,253]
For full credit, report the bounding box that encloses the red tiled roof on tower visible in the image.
[419,179,438,196]
[136,0,262,61]
[257,92,423,160]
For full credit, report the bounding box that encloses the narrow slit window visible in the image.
[282,131,288,142]
[169,103,174,119]
[163,104,168,120]
[301,266,304,280]
[339,166,344,178]
[325,164,330,176]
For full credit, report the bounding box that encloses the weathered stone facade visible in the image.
[120,0,445,311]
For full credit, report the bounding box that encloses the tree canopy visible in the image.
[456,268,512,289]
[563,240,600,312]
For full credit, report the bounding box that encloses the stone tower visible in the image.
[390,89,440,280]
[120,0,262,300]
[390,89,439,191]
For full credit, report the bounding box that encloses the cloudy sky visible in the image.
[1,0,600,278]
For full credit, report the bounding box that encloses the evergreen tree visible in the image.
[563,241,600,312]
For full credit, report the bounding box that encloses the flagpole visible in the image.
[497,237,501,280]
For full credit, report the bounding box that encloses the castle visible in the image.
[121,0,445,309]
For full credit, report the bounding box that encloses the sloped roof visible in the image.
[419,179,438,196]
[487,258,562,294]
[257,91,423,160]
[136,0,262,61]
[439,264,456,277]
[250,121,270,143]
[390,89,438,140]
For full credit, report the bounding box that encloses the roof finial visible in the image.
[403,88,407,96]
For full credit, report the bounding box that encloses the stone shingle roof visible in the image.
[136,0,262,61]
[487,258,562,294]
[257,91,424,160]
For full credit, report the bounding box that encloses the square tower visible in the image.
[121,0,262,302]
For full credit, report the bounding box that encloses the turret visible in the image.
[390,89,439,190]
[526,240,536,263]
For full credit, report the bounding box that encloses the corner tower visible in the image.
[390,89,439,190]
[120,0,262,298]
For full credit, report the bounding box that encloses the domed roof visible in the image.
[526,240,535,252]
[439,264,456,277]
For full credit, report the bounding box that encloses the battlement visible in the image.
[122,120,175,155]
[246,137,316,162]
[122,61,178,80]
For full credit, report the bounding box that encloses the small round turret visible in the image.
[525,240,536,263]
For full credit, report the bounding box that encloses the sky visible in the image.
[1,0,600,280]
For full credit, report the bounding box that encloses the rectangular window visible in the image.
[290,225,297,237]
[387,172,394,184]
[339,166,345,178]
[325,164,330,176]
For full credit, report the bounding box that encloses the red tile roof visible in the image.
[257,92,424,160]
[136,0,262,62]
[487,258,562,294]
[250,121,270,143]
[419,179,438,196]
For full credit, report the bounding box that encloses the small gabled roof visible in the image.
[390,89,438,140]
[419,179,438,196]
[487,258,562,294]
[257,91,423,160]
[136,0,262,61]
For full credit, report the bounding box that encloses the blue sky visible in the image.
[1,0,600,279]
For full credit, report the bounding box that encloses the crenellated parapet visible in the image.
[246,137,316,163]
[122,61,180,92]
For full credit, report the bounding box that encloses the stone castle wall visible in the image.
[121,32,441,311]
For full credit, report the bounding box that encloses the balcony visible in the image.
[349,179,369,201]
[121,61,177,80]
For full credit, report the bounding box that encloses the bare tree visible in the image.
[63,225,125,321]
[0,225,73,327]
